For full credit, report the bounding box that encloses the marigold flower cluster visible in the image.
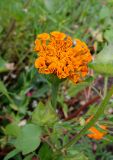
[86,116,107,140]
[34,31,92,83]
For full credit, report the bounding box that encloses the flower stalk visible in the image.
[51,82,59,108]
[104,76,108,98]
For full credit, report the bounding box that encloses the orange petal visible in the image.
[50,31,66,40]
[34,39,41,51]
[35,57,46,68]
[37,33,50,40]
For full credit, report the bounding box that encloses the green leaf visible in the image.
[4,149,19,160]
[85,104,97,116]
[23,154,34,160]
[39,143,53,160]
[105,135,113,143]
[89,43,113,75]
[0,81,8,95]
[44,0,56,13]
[0,57,9,73]
[67,77,93,97]
[64,154,88,160]
[32,84,49,98]
[9,103,19,111]
[104,29,113,42]
[79,117,85,126]
[32,101,58,126]
[5,123,21,137]
[99,6,110,20]
[57,150,88,160]
[0,80,16,105]
[58,96,68,118]
[14,124,42,155]
[44,74,64,85]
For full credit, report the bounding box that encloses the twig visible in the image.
[23,0,32,9]
[0,115,12,122]
[91,86,103,99]
[64,96,100,121]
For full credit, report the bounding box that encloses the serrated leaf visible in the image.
[32,101,58,126]
[14,124,42,155]
[89,43,113,75]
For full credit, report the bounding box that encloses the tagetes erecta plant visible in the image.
[34,31,92,83]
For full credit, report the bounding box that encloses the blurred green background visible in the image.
[0,0,113,66]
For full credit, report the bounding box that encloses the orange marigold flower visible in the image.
[86,116,107,140]
[34,31,92,83]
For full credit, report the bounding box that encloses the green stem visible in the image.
[104,76,108,98]
[58,85,113,151]
[45,126,57,152]
[51,83,59,108]
[91,86,103,99]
